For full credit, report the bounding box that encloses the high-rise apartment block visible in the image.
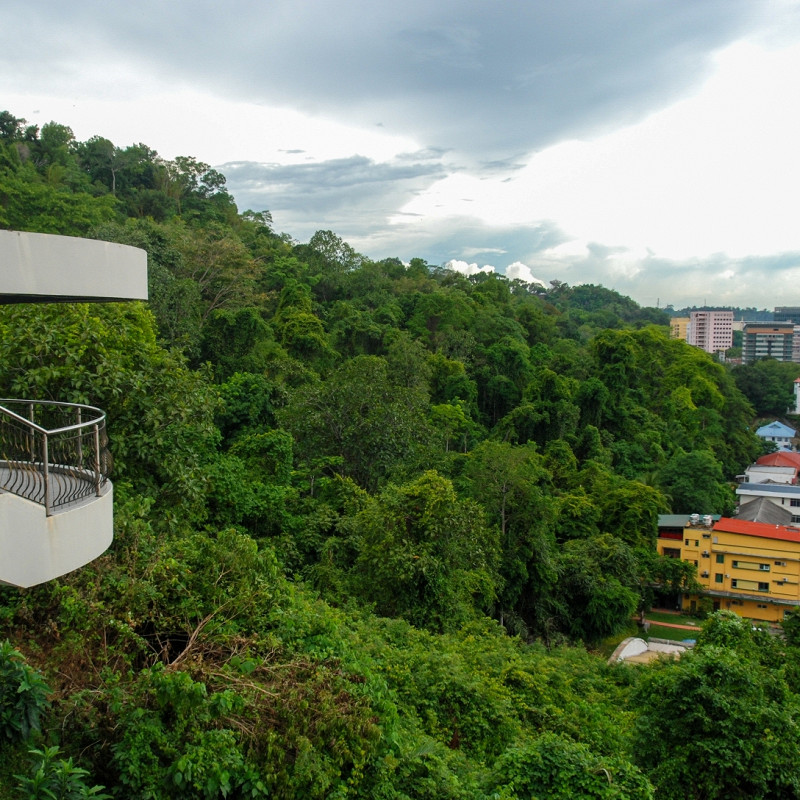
[687,310,733,354]
[742,322,795,364]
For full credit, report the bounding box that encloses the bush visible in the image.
[0,640,49,743]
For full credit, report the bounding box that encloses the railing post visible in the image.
[93,423,101,497]
[28,402,35,463]
[42,434,51,517]
[76,407,83,469]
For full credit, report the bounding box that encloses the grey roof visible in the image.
[735,497,793,525]
[658,514,720,527]
[737,482,800,496]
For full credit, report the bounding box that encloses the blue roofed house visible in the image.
[756,420,796,450]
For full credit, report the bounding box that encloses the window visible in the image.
[716,554,725,564]
[776,561,787,567]
[695,540,699,546]
[703,533,711,539]
[733,560,768,571]
[694,561,699,567]
[715,574,723,584]
[663,547,681,559]
[685,539,689,546]
[792,515,800,524]
[731,578,768,592]
[791,499,800,507]
[757,604,768,609]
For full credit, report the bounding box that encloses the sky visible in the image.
[3,0,800,309]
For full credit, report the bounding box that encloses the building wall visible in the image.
[687,310,733,354]
[742,322,795,364]
[658,519,800,623]
[670,317,690,341]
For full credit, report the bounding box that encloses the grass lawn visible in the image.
[646,624,697,643]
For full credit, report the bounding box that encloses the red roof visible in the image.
[714,517,800,543]
[755,451,800,469]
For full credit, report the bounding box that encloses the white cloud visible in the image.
[446,260,495,277]
[504,261,546,286]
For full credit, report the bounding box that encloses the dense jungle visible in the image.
[2,109,800,799]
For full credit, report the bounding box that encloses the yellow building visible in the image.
[658,516,800,623]
[669,317,690,341]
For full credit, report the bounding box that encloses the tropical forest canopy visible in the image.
[0,109,797,799]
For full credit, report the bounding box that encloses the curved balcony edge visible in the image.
[0,483,113,588]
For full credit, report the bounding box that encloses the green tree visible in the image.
[634,613,800,800]
[345,471,499,631]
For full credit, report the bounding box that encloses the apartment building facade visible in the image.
[742,321,795,364]
[687,310,733,354]
[658,515,800,623]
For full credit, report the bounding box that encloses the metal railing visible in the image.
[0,400,111,516]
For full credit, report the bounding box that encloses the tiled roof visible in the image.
[756,451,800,469]
[714,517,800,543]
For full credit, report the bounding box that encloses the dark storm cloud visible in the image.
[3,0,772,161]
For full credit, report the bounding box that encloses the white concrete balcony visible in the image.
[0,401,113,588]
[0,230,147,586]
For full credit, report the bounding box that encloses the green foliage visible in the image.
[657,449,735,514]
[16,747,110,800]
[733,358,800,416]
[0,108,779,800]
[489,733,653,799]
[0,641,50,743]
[279,355,433,491]
[344,471,499,632]
[634,612,800,800]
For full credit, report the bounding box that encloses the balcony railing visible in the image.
[0,400,111,516]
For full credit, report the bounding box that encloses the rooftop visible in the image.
[756,451,800,469]
[714,516,800,543]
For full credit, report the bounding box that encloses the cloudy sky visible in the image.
[3,0,800,308]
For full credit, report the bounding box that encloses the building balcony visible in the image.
[0,400,114,588]
[0,230,147,587]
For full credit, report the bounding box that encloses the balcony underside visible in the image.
[0,481,113,588]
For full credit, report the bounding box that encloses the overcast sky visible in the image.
[3,0,800,308]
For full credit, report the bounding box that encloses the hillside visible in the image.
[0,110,796,800]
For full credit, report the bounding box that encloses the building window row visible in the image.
[731,560,770,571]
[731,578,769,592]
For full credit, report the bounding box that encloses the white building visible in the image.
[687,310,734,355]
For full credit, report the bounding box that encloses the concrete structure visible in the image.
[0,230,147,303]
[0,231,147,587]
[739,464,797,484]
[609,637,689,665]
[687,310,733,354]
[742,321,795,364]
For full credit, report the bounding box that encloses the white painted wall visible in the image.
[0,230,147,302]
[0,488,113,588]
